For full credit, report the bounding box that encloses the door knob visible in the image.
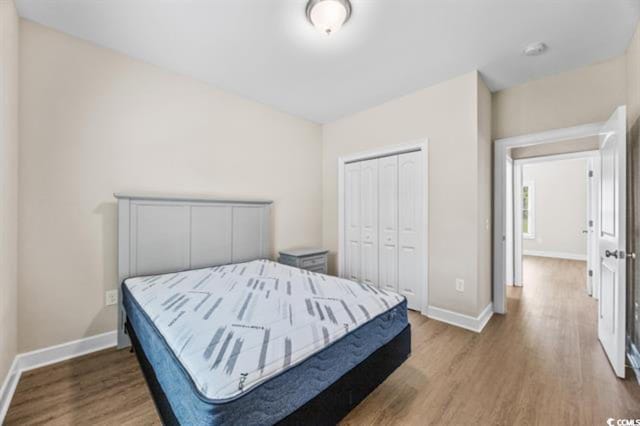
[627,252,637,260]
[605,249,619,259]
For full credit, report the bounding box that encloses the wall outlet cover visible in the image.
[105,289,118,306]
[455,278,464,292]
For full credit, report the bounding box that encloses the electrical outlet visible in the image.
[455,278,464,292]
[105,289,118,306]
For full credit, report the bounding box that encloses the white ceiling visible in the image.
[16,0,640,123]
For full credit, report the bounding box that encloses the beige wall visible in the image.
[628,23,640,129]
[522,158,588,256]
[13,13,640,354]
[477,75,492,311]
[0,0,19,387]
[18,21,323,351]
[626,22,640,358]
[493,55,627,140]
[322,71,491,317]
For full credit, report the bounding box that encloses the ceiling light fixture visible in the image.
[306,0,352,36]
[523,42,548,57]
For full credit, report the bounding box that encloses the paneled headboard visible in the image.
[115,192,272,348]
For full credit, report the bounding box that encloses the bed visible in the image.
[115,193,411,425]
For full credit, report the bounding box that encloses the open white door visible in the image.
[586,157,600,298]
[598,106,627,378]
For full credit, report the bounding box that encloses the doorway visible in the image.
[509,151,599,295]
[494,106,628,378]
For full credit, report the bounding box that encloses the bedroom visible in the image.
[1,0,640,424]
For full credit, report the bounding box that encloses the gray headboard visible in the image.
[115,192,272,348]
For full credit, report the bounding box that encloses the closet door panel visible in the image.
[398,151,422,309]
[378,155,398,292]
[344,162,361,281]
[360,158,379,287]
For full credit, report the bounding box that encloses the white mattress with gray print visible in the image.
[123,259,404,401]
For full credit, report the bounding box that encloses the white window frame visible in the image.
[522,180,535,240]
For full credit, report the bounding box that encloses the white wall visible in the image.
[18,21,323,352]
[522,158,588,258]
[0,0,19,392]
[323,71,492,318]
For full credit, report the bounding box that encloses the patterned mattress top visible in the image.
[124,260,405,401]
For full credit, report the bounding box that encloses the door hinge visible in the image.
[589,269,593,277]
[589,170,594,177]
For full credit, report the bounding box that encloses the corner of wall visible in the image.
[0,0,20,412]
[476,72,493,316]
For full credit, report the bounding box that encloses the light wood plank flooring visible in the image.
[6,256,640,425]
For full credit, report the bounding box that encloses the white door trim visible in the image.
[512,149,599,290]
[494,122,605,314]
[505,157,514,286]
[513,162,523,286]
[338,139,429,313]
[514,149,599,165]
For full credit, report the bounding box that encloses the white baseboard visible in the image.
[523,250,587,261]
[17,330,117,373]
[0,330,117,423]
[0,357,20,422]
[426,303,494,333]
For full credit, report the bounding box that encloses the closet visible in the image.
[343,150,424,310]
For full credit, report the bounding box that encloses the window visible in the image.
[522,181,535,239]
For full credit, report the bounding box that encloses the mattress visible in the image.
[123,260,408,424]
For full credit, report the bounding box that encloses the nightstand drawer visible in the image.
[300,255,326,268]
[307,264,328,274]
[278,248,329,274]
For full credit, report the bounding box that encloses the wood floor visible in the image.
[6,256,640,425]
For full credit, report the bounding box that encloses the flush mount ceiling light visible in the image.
[306,0,352,36]
[523,42,548,56]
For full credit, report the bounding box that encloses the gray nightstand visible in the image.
[278,248,329,274]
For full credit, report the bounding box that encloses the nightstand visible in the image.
[278,248,329,274]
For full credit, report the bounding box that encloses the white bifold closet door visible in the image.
[344,149,423,310]
[398,151,422,309]
[344,162,361,282]
[378,156,399,293]
[360,159,379,287]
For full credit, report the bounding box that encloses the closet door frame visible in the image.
[337,139,429,313]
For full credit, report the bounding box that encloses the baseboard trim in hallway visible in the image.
[426,303,494,333]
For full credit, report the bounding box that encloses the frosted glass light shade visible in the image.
[307,0,352,35]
